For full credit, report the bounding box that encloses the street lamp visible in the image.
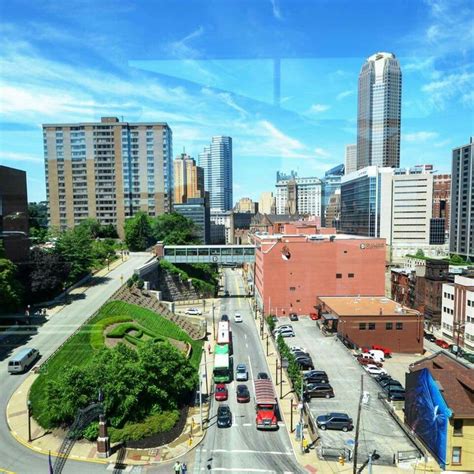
[27,399,32,442]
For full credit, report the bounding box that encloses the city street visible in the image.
[192,268,303,474]
[0,253,152,474]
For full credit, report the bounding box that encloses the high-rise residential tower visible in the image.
[356,52,402,170]
[43,117,172,237]
[173,152,204,204]
[450,138,473,260]
[344,144,357,175]
[198,136,233,212]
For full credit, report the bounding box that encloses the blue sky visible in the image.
[0,0,473,203]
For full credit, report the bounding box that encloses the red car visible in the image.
[310,313,319,321]
[215,384,228,401]
[371,345,392,357]
[357,355,383,367]
[435,339,450,349]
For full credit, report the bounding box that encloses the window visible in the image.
[359,323,366,330]
[348,273,354,278]
[289,287,296,291]
[368,322,375,330]
[396,322,403,330]
[453,419,463,436]
[452,447,461,465]
[386,322,393,330]
[336,273,342,279]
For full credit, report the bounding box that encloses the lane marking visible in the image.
[208,469,278,473]
[211,449,293,456]
[247,355,254,382]
[242,423,252,426]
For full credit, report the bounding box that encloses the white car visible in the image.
[234,313,242,323]
[290,346,307,354]
[278,328,295,338]
[185,307,202,315]
[272,325,293,335]
[364,364,387,376]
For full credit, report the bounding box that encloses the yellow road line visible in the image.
[0,468,16,474]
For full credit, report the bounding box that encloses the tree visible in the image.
[77,218,102,238]
[151,213,200,245]
[450,254,465,265]
[28,248,71,301]
[124,213,153,251]
[0,258,24,312]
[28,202,48,230]
[415,249,425,258]
[55,226,94,284]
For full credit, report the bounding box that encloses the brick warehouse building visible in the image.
[253,228,386,317]
[317,296,424,353]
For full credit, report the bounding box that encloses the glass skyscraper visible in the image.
[199,136,233,212]
[357,52,402,170]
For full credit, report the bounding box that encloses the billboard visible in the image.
[405,368,452,468]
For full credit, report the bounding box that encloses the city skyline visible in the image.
[0,0,472,204]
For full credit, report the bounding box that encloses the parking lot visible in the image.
[278,316,418,463]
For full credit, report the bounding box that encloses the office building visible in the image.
[275,172,322,216]
[173,152,204,204]
[450,139,473,260]
[317,296,423,353]
[322,164,344,226]
[234,197,257,214]
[173,196,210,244]
[43,117,172,237]
[433,174,451,235]
[198,136,233,212]
[357,52,402,170]
[258,191,275,215]
[254,228,386,317]
[325,189,341,229]
[0,165,29,262]
[344,144,357,175]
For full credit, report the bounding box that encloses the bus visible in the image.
[213,352,231,383]
[217,321,233,354]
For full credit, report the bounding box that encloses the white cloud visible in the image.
[462,91,474,106]
[0,151,43,163]
[308,104,330,114]
[336,90,354,101]
[270,0,282,20]
[433,139,451,148]
[404,57,435,72]
[168,26,204,59]
[201,88,248,117]
[421,72,474,109]
[403,131,439,142]
[314,147,330,158]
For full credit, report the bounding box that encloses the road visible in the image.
[0,253,152,474]
[193,269,303,474]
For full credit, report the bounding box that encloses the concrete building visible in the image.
[173,196,210,244]
[433,174,451,235]
[198,136,233,212]
[322,164,344,226]
[43,117,172,237]
[450,138,473,260]
[441,274,474,353]
[317,296,423,353]
[344,144,357,175]
[275,172,322,217]
[258,191,275,214]
[173,152,204,204]
[325,189,341,230]
[406,353,474,471]
[254,229,386,317]
[357,52,402,170]
[234,197,257,214]
[0,165,29,262]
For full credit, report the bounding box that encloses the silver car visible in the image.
[235,363,248,381]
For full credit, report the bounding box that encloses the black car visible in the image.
[387,389,405,401]
[236,384,250,403]
[292,350,309,359]
[375,374,392,384]
[289,313,299,321]
[257,372,269,380]
[217,404,232,428]
[425,333,437,343]
[221,314,229,322]
[380,380,403,391]
[316,413,353,431]
[304,383,334,399]
[295,356,314,370]
[304,372,329,384]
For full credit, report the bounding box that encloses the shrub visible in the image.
[82,421,99,441]
[136,279,144,290]
[266,315,276,333]
[126,279,133,288]
[90,316,133,349]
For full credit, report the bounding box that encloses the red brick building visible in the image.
[254,229,386,316]
[317,296,424,353]
[433,174,451,233]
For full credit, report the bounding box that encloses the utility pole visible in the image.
[202,348,209,395]
[199,366,203,431]
[353,375,364,474]
[212,303,216,340]
[300,381,304,454]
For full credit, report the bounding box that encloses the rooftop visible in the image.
[319,296,419,317]
[410,352,474,418]
[256,233,383,241]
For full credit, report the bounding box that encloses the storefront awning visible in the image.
[321,312,338,320]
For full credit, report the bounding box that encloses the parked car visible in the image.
[236,364,248,381]
[278,329,295,338]
[364,364,387,376]
[289,313,299,321]
[309,313,318,321]
[303,370,328,384]
[185,307,202,315]
[387,388,405,401]
[215,383,228,401]
[234,313,243,323]
[8,348,40,374]
[357,355,383,368]
[316,413,353,431]
[370,345,392,357]
[435,339,450,349]
[380,379,403,391]
[425,333,437,342]
[295,357,314,370]
[257,372,269,380]
[221,314,229,322]
[236,384,250,403]
[375,374,393,384]
[462,352,474,363]
[217,404,232,428]
[273,324,293,335]
[290,345,308,354]
[292,350,309,358]
[304,383,334,399]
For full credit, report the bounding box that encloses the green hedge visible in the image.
[276,334,303,396]
[91,316,133,348]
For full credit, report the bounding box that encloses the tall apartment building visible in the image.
[173,152,204,204]
[450,138,473,260]
[275,172,322,216]
[198,136,233,212]
[357,52,402,170]
[344,144,357,175]
[258,191,275,214]
[43,117,172,237]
